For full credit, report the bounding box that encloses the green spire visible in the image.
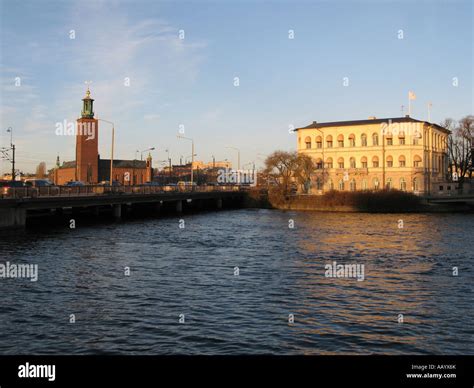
[81,88,94,118]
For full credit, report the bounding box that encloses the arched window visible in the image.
[316,177,323,190]
[362,179,368,190]
[326,135,333,148]
[338,179,345,191]
[386,155,393,168]
[349,134,356,147]
[337,134,344,147]
[386,133,393,146]
[350,178,356,191]
[328,179,334,191]
[372,133,379,146]
[338,157,344,169]
[372,156,379,168]
[373,177,380,190]
[326,157,333,169]
[386,177,392,190]
[413,155,422,167]
[315,158,323,169]
[361,156,368,168]
[399,155,406,167]
[316,135,322,149]
[304,136,311,149]
[399,131,405,145]
[361,133,368,146]
[413,177,419,192]
[350,157,356,168]
[400,178,407,191]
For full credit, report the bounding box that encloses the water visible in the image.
[0,209,473,355]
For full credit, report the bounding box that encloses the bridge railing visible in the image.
[0,184,246,199]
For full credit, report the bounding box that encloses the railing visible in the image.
[0,184,245,199]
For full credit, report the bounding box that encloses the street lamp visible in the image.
[226,146,240,170]
[177,135,195,187]
[97,118,115,185]
[4,127,15,181]
[140,147,155,160]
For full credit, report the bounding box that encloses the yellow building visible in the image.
[295,115,450,195]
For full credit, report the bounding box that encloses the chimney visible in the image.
[368,116,376,120]
[312,121,317,125]
[405,114,410,118]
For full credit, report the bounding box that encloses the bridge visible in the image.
[0,185,247,229]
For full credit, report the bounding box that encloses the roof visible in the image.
[59,161,76,169]
[100,159,147,169]
[295,116,450,134]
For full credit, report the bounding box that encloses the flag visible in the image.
[408,91,416,100]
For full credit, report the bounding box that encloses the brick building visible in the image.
[54,89,153,185]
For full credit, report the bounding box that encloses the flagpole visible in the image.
[408,95,411,116]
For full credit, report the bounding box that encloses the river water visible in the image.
[0,209,472,354]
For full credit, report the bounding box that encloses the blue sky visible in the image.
[0,0,472,174]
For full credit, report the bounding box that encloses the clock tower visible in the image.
[75,88,99,183]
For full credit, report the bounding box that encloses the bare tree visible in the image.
[293,153,316,193]
[263,151,300,196]
[36,162,47,178]
[445,115,473,188]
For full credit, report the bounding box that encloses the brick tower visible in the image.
[76,88,99,183]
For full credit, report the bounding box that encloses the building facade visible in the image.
[55,89,153,185]
[295,116,450,195]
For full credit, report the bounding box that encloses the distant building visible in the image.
[295,116,450,195]
[54,89,153,185]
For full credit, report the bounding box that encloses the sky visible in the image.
[0,0,472,174]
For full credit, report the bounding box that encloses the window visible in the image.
[316,136,322,149]
[328,179,334,191]
[316,158,323,169]
[361,156,368,168]
[305,136,311,149]
[372,156,379,168]
[326,135,333,148]
[350,157,356,168]
[400,178,406,191]
[399,132,405,145]
[316,178,323,190]
[349,134,356,147]
[361,133,367,146]
[413,178,419,192]
[386,178,392,190]
[399,155,406,167]
[362,179,368,190]
[372,133,379,146]
[350,179,356,191]
[338,180,345,191]
[373,178,380,190]
[338,157,344,169]
[326,158,333,169]
[386,155,393,168]
[386,136,393,146]
[337,134,344,147]
[413,155,422,167]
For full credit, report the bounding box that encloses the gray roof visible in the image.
[296,116,450,134]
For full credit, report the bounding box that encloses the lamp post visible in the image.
[97,118,115,185]
[6,127,15,181]
[226,146,240,170]
[140,147,155,160]
[177,135,195,187]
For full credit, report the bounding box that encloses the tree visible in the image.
[36,162,47,178]
[263,151,299,196]
[293,153,316,193]
[444,115,473,187]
